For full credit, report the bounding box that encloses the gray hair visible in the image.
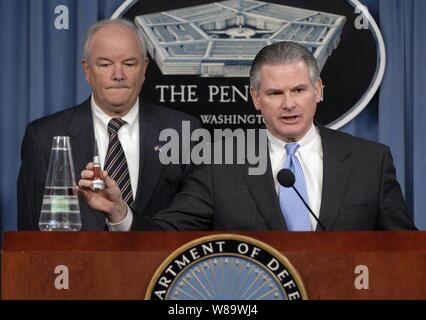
[83,18,147,63]
[249,41,320,90]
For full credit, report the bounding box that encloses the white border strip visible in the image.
[328,0,386,129]
[111,0,138,19]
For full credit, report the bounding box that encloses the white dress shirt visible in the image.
[267,124,323,230]
[91,96,139,231]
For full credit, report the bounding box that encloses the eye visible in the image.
[268,91,282,96]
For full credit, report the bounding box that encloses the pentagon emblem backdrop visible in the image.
[119,0,383,131]
[1,0,425,236]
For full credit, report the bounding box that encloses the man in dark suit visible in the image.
[78,41,416,231]
[17,19,199,230]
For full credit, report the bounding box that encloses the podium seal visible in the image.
[146,234,307,300]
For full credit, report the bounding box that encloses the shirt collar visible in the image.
[267,124,319,156]
[91,96,139,128]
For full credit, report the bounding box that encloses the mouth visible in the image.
[107,86,130,90]
[279,115,301,123]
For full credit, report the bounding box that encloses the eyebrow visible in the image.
[95,57,138,62]
[264,88,284,94]
[264,84,309,92]
[123,57,138,62]
[96,57,112,62]
[292,84,309,89]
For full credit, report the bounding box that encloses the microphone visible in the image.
[277,169,327,231]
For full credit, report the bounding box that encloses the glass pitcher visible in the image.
[39,136,82,231]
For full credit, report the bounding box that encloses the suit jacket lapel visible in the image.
[318,126,352,230]
[243,151,287,230]
[67,99,106,229]
[133,101,164,214]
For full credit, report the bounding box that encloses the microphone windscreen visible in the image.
[277,169,295,187]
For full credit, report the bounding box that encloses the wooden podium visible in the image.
[2,231,425,300]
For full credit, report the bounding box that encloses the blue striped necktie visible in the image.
[104,118,134,207]
[279,143,312,231]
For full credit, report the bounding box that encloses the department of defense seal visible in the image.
[145,234,308,300]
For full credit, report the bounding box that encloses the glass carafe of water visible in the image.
[39,136,82,231]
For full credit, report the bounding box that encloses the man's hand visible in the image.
[78,162,127,223]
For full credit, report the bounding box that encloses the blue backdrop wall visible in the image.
[1,0,425,235]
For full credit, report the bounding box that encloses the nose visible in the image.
[112,65,125,81]
[281,92,296,110]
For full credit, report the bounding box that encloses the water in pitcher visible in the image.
[39,186,81,231]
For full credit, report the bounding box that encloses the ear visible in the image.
[81,60,90,83]
[314,78,323,103]
[142,56,149,74]
[250,86,262,111]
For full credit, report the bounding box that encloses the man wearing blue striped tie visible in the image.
[79,41,416,231]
